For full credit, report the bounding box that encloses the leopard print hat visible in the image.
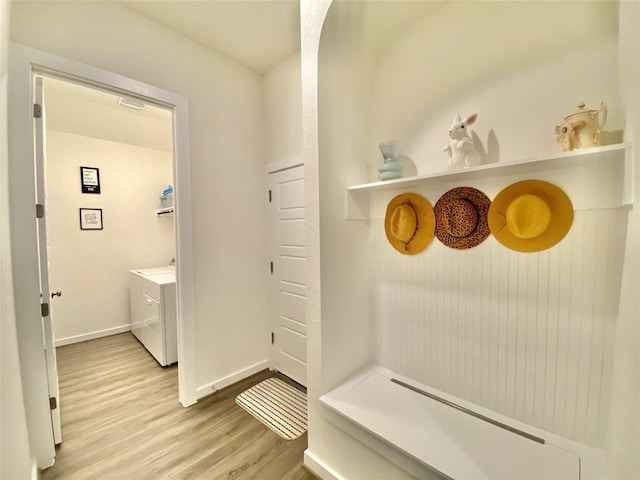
[433,187,491,249]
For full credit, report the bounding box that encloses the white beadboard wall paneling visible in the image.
[371,209,627,447]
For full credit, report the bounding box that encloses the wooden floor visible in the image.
[42,333,316,480]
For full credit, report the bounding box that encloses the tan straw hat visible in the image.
[434,187,491,249]
[385,193,436,255]
[488,179,573,252]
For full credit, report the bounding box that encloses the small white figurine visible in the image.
[443,113,482,170]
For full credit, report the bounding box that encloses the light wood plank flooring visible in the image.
[42,333,316,480]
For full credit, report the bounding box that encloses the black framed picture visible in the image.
[80,166,100,194]
[79,208,103,230]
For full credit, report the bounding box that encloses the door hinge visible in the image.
[268,190,272,202]
[270,261,274,274]
[36,203,45,218]
[41,302,49,317]
[271,332,274,345]
[34,103,42,118]
[49,396,57,410]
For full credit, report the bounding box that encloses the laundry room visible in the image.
[42,76,176,349]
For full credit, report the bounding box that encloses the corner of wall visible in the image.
[1,1,36,477]
[605,1,640,478]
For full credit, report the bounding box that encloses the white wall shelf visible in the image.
[346,143,633,220]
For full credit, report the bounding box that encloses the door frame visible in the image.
[265,154,304,378]
[8,43,197,467]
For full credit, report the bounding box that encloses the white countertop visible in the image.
[130,267,175,286]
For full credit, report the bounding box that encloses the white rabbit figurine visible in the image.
[443,113,481,170]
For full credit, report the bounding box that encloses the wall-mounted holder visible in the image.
[155,207,174,216]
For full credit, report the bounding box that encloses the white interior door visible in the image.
[34,76,62,444]
[268,165,307,386]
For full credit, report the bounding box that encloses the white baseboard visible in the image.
[54,325,132,347]
[304,449,343,480]
[195,360,269,399]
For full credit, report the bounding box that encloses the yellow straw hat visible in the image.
[434,187,491,249]
[488,180,573,252]
[385,193,436,255]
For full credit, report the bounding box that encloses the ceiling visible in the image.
[115,0,302,74]
[113,1,443,74]
[42,1,444,151]
[43,76,174,152]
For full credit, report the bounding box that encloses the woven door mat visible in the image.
[236,377,307,440]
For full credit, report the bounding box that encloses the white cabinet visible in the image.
[129,270,177,366]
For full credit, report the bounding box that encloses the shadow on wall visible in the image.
[398,154,417,177]
[472,130,500,165]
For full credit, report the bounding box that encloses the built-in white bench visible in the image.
[320,366,609,479]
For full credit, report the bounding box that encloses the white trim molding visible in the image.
[8,45,198,449]
[54,325,132,347]
[265,152,304,175]
[303,449,343,480]
[195,360,269,399]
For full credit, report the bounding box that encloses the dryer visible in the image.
[129,267,177,366]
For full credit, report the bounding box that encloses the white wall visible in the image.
[370,1,622,178]
[263,52,303,166]
[305,0,639,478]
[606,2,640,478]
[45,130,174,344]
[368,0,623,448]
[0,0,34,477]
[304,1,417,478]
[10,0,268,399]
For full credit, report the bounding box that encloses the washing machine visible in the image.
[129,266,177,366]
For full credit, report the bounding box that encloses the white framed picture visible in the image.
[79,208,103,230]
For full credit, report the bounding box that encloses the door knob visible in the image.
[51,291,62,298]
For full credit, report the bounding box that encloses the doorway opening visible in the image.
[41,76,177,351]
[267,163,307,387]
[35,72,180,446]
[8,43,196,467]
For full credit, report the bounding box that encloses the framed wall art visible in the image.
[80,166,101,194]
[79,208,103,230]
